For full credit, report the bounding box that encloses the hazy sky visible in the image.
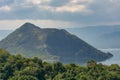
[0,0,120,29]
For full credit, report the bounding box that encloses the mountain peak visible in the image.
[22,22,36,27]
[0,23,113,64]
[18,22,40,31]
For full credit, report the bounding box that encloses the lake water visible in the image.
[99,48,120,65]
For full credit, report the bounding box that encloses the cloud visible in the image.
[0,5,11,11]
[89,0,120,20]
[37,4,91,13]
[10,0,92,13]
[0,0,13,7]
[55,5,86,13]
[31,0,41,5]
[0,0,93,20]
[0,0,120,26]
[71,0,93,4]
[49,0,69,7]
[45,0,93,13]
[25,0,51,5]
[36,0,93,13]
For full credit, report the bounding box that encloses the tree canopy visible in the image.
[0,48,120,80]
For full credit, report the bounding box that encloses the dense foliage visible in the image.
[0,48,120,80]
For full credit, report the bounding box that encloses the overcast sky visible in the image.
[0,0,120,30]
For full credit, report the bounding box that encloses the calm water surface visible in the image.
[100,48,120,65]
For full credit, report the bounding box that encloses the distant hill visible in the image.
[67,25,120,48]
[0,23,113,64]
[0,30,13,41]
[101,31,120,48]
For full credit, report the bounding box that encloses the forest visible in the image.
[0,48,120,80]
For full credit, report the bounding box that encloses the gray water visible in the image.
[100,48,120,65]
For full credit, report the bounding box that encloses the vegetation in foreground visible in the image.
[0,48,120,80]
